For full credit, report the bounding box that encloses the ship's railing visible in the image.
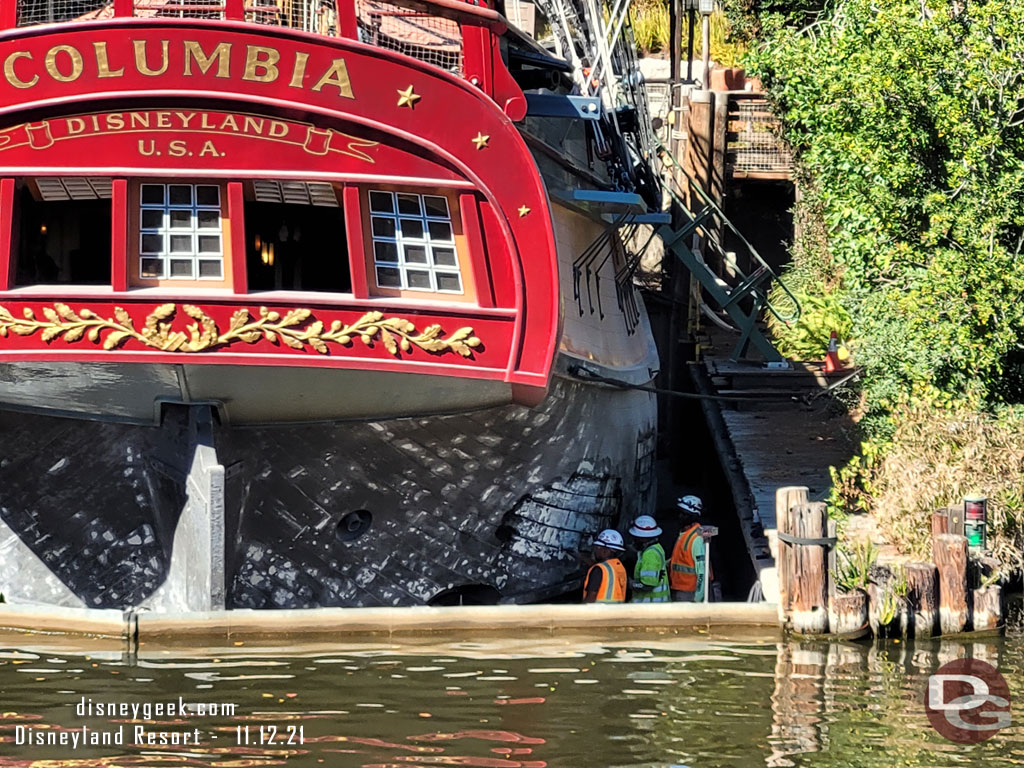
[356,0,461,74]
[7,0,491,80]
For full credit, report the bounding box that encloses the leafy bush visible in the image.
[738,0,1024,573]
[832,539,877,593]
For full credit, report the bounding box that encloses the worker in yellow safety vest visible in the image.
[669,495,712,602]
[582,529,628,603]
[628,515,670,602]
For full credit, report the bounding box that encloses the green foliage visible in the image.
[745,0,1024,571]
[768,289,852,360]
[632,0,670,54]
[631,3,746,64]
[832,539,877,593]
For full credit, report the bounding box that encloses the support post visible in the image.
[935,533,969,635]
[905,561,938,638]
[789,502,828,634]
[830,590,867,635]
[775,485,808,623]
[972,585,1002,632]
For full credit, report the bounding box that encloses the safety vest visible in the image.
[670,522,711,592]
[584,558,627,602]
[632,542,670,603]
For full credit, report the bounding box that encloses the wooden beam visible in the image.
[459,193,493,308]
[227,182,247,295]
[342,184,368,299]
[111,179,128,292]
[935,533,968,635]
[788,502,828,634]
[0,178,14,291]
[905,561,938,638]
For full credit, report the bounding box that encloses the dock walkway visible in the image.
[693,331,856,600]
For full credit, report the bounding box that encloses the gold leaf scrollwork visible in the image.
[0,303,482,357]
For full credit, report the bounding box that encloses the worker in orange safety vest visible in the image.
[669,495,713,602]
[582,528,628,603]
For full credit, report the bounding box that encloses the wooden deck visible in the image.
[693,332,857,598]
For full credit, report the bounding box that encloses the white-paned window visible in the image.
[139,183,223,280]
[368,190,462,293]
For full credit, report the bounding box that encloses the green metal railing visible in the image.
[652,140,800,361]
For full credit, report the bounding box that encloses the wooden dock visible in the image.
[691,336,856,601]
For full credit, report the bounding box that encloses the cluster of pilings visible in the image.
[776,487,1004,638]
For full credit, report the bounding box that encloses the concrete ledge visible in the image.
[0,604,126,638]
[0,602,781,646]
[137,602,781,643]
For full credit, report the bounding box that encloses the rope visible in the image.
[777,531,837,548]
[566,364,800,403]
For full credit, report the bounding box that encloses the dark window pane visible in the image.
[399,219,424,239]
[371,217,396,238]
[197,210,220,229]
[369,191,394,213]
[141,233,164,253]
[198,260,222,278]
[427,221,453,242]
[169,234,193,253]
[196,186,219,207]
[373,241,398,263]
[407,270,431,290]
[169,210,192,229]
[141,185,164,205]
[140,258,164,278]
[396,194,421,215]
[197,235,220,254]
[423,196,449,218]
[436,272,462,292]
[376,266,401,287]
[141,210,163,229]
[169,185,193,206]
[169,259,194,278]
[432,247,457,267]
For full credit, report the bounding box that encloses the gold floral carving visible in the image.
[0,303,482,357]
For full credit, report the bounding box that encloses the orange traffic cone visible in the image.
[824,331,840,373]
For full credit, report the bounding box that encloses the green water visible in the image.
[1,631,1022,767]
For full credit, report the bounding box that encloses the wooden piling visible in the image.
[776,486,809,623]
[934,534,969,635]
[789,502,829,634]
[904,562,938,638]
[830,590,868,636]
[973,585,1003,632]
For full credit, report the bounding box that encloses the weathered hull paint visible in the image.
[0,375,655,609]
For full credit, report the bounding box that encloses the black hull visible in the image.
[0,375,656,610]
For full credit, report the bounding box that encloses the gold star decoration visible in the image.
[396,85,421,109]
[518,205,531,217]
[471,132,490,150]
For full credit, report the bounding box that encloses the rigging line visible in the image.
[566,365,805,403]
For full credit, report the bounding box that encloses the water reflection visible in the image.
[0,632,1020,767]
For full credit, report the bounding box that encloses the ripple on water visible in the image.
[0,634,1022,768]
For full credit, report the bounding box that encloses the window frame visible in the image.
[360,186,476,303]
[128,179,234,289]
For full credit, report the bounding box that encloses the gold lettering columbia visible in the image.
[2,39,354,97]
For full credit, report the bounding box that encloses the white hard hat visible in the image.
[628,515,663,538]
[594,529,625,552]
[676,495,703,516]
